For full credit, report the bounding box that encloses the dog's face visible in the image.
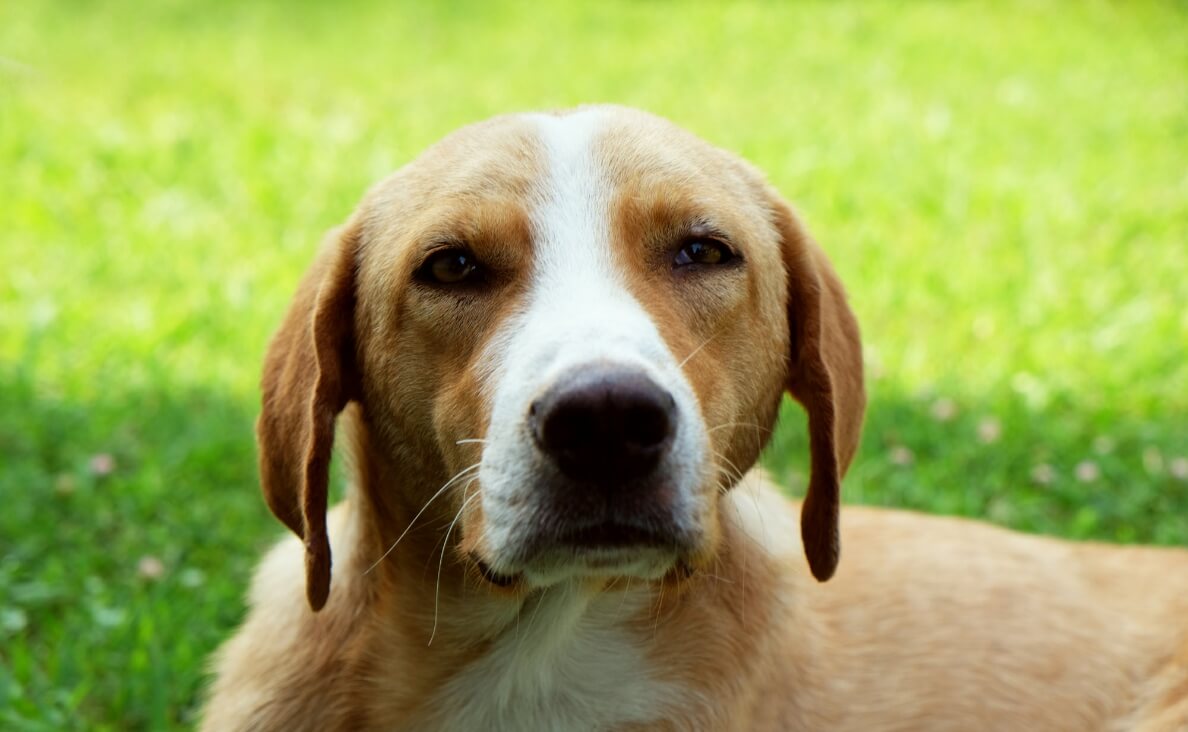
[256,107,864,610]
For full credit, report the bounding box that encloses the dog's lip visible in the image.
[471,556,520,587]
[551,521,675,549]
[472,520,689,585]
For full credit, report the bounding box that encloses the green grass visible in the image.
[2,0,1186,728]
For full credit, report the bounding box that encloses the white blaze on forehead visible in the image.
[476,109,709,576]
[470,109,659,396]
[528,110,612,263]
[518,109,672,372]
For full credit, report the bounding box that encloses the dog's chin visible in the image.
[522,546,681,587]
[473,544,691,590]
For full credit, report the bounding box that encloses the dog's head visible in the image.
[256,107,864,611]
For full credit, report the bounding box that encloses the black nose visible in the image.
[531,367,677,483]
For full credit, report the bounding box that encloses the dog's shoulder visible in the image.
[200,504,364,731]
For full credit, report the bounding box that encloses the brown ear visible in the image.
[774,202,865,582]
[257,222,361,611]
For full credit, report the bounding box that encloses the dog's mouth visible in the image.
[473,557,520,588]
[473,553,697,591]
[552,521,674,549]
[470,518,695,588]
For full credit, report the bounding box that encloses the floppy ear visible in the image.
[773,202,865,582]
[257,222,361,611]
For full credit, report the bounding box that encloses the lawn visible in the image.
[1,0,1185,728]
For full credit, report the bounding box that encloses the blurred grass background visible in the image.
[1,0,1186,728]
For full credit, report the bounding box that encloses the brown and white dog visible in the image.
[201,106,1188,731]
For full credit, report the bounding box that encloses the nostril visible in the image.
[623,402,671,448]
[539,402,599,454]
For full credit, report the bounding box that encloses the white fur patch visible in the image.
[477,109,710,582]
[429,582,684,731]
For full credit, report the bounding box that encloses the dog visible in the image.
[201,106,1188,731]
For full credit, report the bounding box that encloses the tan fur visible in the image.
[202,106,1188,731]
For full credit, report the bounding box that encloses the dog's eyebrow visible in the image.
[407,202,534,257]
[683,219,733,242]
[419,235,468,252]
[620,191,737,242]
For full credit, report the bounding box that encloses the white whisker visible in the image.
[677,332,718,369]
[748,472,768,550]
[428,485,481,646]
[364,462,482,574]
[615,577,634,621]
[711,449,747,484]
[651,583,666,643]
[707,421,770,435]
[515,585,551,661]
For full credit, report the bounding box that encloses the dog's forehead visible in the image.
[524,106,734,179]
[353,106,785,301]
[373,114,545,205]
[369,107,749,214]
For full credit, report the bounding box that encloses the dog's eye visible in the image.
[675,239,734,267]
[419,249,479,285]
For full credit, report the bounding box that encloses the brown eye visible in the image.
[419,249,479,284]
[674,239,734,267]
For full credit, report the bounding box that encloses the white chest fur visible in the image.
[426,583,685,731]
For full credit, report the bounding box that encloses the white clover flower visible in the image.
[1031,463,1056,485]
[1074,461,1100,483]
[930,398,957,422]
[976,417,1002,444]
[137,556,166,581]
[889,446,915,466]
